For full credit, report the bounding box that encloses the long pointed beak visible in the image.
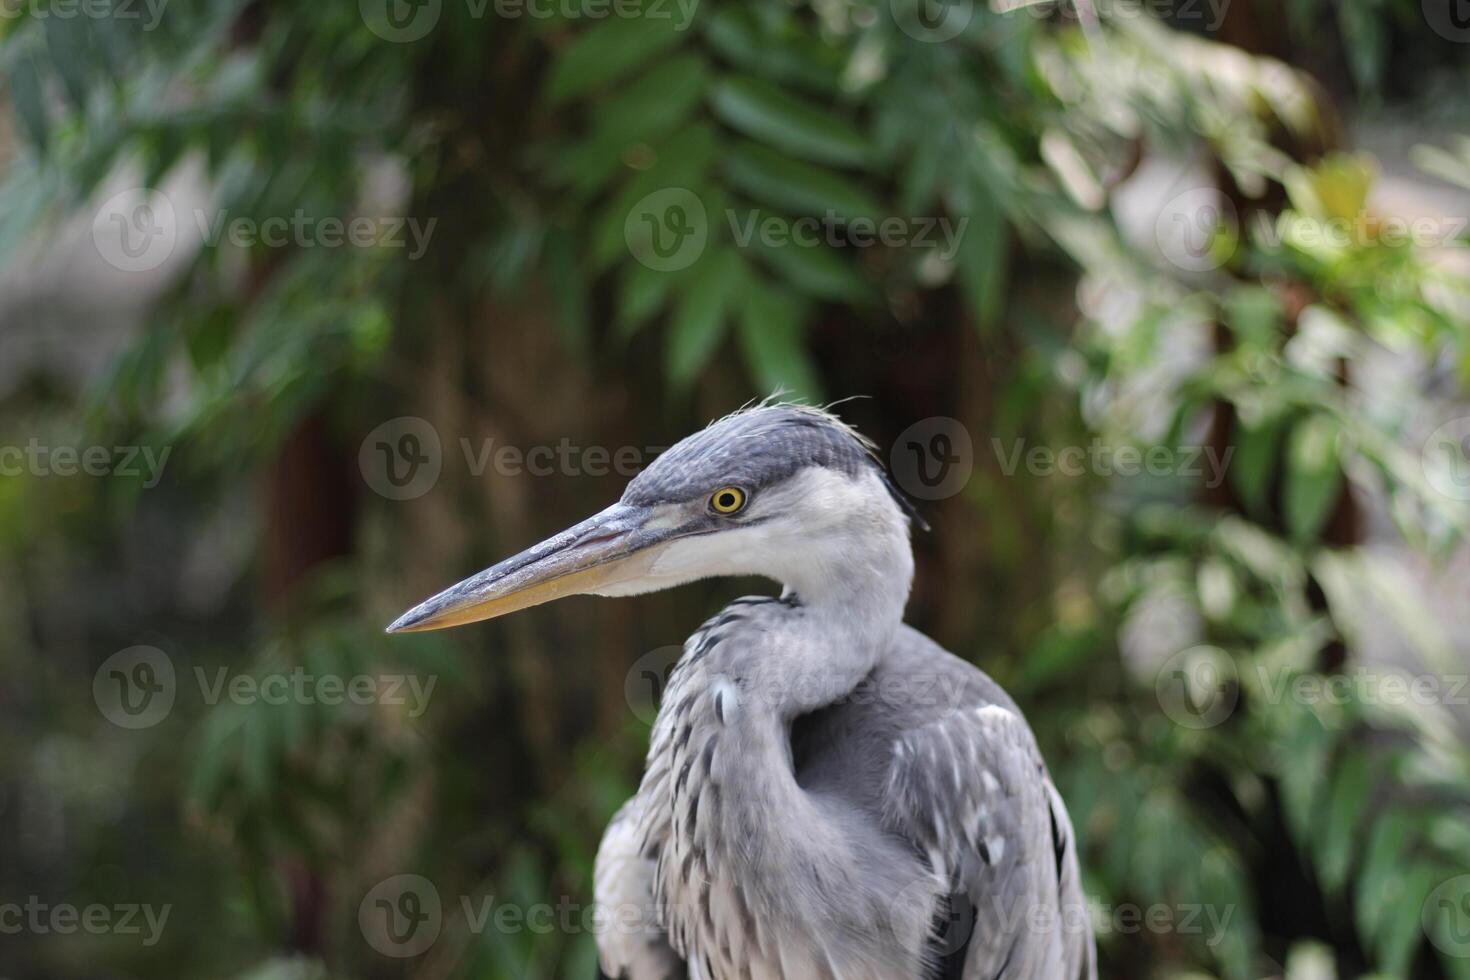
[386,503,666,633]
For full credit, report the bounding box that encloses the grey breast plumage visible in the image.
[595,613,1095,980]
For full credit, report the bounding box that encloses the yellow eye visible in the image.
[709,486,747,515]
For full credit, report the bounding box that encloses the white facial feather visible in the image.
[593,466,913,605]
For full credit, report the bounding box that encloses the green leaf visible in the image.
[1315,749,1369,892]
[900,127,947,215]
[5,43,49,152]
[590,125,719,270]
[186,305,236,372]
[741,230,871,303]
[550,56,711,196]
[1337,0,1385,94]
[1379,863,1441,976]
[710,75,869,169]
[545,16,688,105]
[949,177,1007,331]
[545,227,590,354]
[1355,808,1414,954]
[1224,286,1282,349]
[1284,413,1342,541]
[667,249,742,385]
[701,9,842,94]
[735,278,820,399]
[42,13,93,111]
[600,54,710,141]
[616,261,673,336]
[723,141,883,221]
[1230,414,1285,517]
[1279,707,1333,842]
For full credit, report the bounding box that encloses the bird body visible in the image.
[388,403,1096,980]
[595,541,1094,977]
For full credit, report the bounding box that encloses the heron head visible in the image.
[386,403,921,634]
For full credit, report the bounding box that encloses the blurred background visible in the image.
[2,0,1469,977]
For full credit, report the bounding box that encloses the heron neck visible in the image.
[753,538,912,718]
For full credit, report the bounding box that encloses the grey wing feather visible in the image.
[883,702,1096,980]
[593,798,685,980]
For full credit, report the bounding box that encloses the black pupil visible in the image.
[719,492,736,509]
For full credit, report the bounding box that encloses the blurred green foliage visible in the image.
[2,0,1469,978]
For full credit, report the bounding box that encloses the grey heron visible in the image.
[388,403,1096,980]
